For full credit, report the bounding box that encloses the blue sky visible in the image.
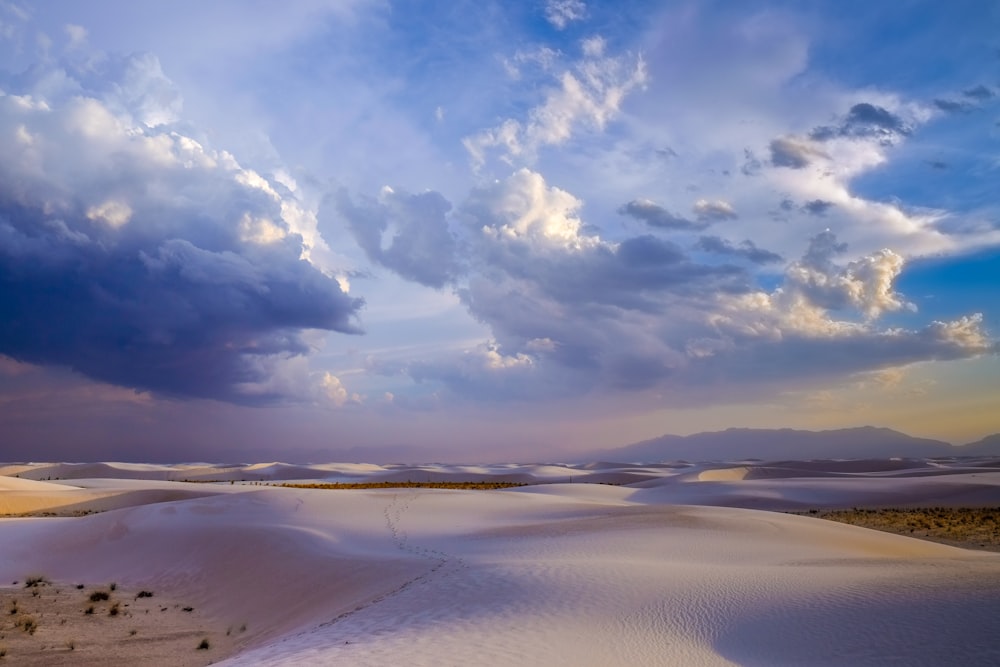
[0,1,997,461]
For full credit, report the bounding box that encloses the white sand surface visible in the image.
[1,458,999,665]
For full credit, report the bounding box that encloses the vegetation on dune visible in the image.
[277,481,529,490]
[797,507,1000,550]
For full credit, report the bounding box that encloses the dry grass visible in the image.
[0,579,242,665]
[278,481,528,490]
[797,507,1000,551]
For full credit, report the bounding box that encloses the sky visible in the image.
[0,0,998,462]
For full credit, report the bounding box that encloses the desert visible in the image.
[2,457,999,666]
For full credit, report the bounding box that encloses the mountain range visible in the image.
[594,427,1000,463]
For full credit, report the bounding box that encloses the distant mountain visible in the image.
[594,426,989,463]
[962,433,1000,456]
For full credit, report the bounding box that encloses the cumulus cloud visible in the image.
[464,38,647,167]
[695,236,783,264]
[618,199,705,230]
[0,53,363,403]
[781,231,909,319]
[350,171,991,404]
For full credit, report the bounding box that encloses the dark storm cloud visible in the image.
[933,98,971,114]
[0,208,362,403]
[0,59,363,403]
[963,85,994,100]
[695,236,783,264]
[802,199,834,216]
[618,199,706,230]
[810,103,910,142]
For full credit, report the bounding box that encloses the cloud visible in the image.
[544,0,587,30]
[618,199,705,230]
[782,231,909,319]
[802,199,834,215]
[463,38,647,168]
[695,236,783,264]
[810,102,911,142]
[0,53,363,403]
[334,186,459,288]
[693,199,737,222]
[351,170,992,404]
[963,85,994,100]
[933,98,972,114]
[769,136,827,168]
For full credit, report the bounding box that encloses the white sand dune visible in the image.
[2,457,999,665]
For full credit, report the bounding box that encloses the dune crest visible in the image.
[2,457,999,665]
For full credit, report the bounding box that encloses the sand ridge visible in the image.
[2,457,999,665]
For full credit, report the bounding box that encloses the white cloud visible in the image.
[86,199,133,228]
[464,39,647,168]
[544,0,587,30]
[693,199,737,222]
[64,23,86,49]
[321,372,362,407]
[462,168,599,251]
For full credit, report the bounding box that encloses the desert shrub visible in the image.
[24,576,48,588]
[108,603,120,617]
[109,582,117,591]
[17,616,37,635]
[89,591,110,602]
[197,638,210,650]
[136,591,153,599]
[84,606,94,615]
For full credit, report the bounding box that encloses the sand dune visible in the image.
[2,457,999,665]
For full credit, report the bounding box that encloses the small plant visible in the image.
[17,616,37,635]
[0,644,6,658]
[109,582,117,591]
[24,575,49,588]
[136,590,153,599]
[89,591,110,602]
[8,602,16,616]
[84,606,94,615]
[129,629,137,636]
[197,638,210,650]
[76,584,84,590]
[109,602,120,617]
[182,606,193,612]
[66,640,75,651]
